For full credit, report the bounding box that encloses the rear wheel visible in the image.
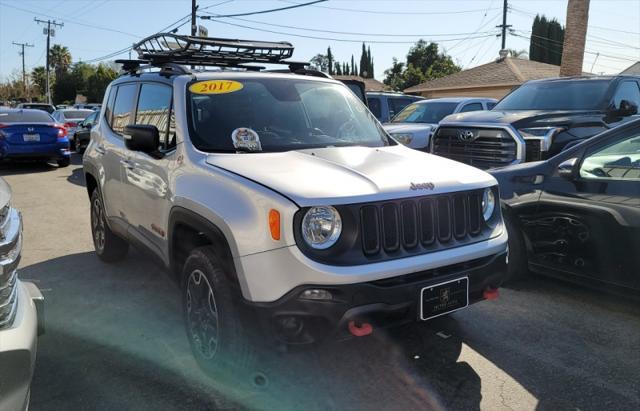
[90,189,128,262]
[182,246,257,381]
[57,157,70,168]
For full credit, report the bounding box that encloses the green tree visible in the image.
[350,55,356,75]
[86,64,117,103]
[49,44,72,80]
[30,66,48,99]
[383,58,405,91]
[530,14,564,65]
[335,61,342,75]
[402,64,427,89]
[310,53,329,71]
[327,47,334,75]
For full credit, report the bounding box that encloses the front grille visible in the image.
[0,207,21,330]
[433,127,518,169]
[360,190,486,258]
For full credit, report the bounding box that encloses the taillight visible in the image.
[64,121,77,128]
[55,125,68,139]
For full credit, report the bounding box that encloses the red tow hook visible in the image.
[483,287,500,300]
[348,320,373,337]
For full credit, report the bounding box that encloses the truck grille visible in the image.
[0,207,21,329]
[433,126,518,169]
[360,190,485,257]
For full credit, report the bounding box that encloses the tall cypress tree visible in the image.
[359,43,367,77]
[368,46,374,78]
[351,55,356,75]
[530,14,564,66]
[335,61,342,75]
[327,47,334,75]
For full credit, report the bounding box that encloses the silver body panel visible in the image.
[84,72,508,303]
[0,178,43,411]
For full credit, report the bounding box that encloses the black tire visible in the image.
[90,189,128,262]
[182,246,258,382]
[69,138,76,151]
[504,213,528,283]
[57,157,70,168]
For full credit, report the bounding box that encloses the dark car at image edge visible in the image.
[432,75,640,170]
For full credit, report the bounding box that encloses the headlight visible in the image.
[482,188,496,221]
[301,206,342,249]
[390,133,413,145]
[517,127,564,150]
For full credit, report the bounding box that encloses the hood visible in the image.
[383,123,436,134]
[441,109,603,128]
[206,145,496,207]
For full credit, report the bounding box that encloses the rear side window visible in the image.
[104,86,117,126]
[459,102,483,113]
[110,83,138,135]
[612,81,640,109]
[486,102,497,110]
[0,110,53,122]
[368,97,382,119]
[135,83,174,149]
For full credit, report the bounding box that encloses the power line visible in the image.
[278,0,501,15]
[207,19,497,44]
[1,2,141,38]
[215,16,498,38]
[200,0,327,19]
[512,33,637,63]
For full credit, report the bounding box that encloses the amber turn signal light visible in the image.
[269,209,280,240]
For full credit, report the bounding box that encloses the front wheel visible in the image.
[57,157,70,168]
[182,246,256,380]
[90,189,128,262]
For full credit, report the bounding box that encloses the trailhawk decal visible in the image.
[189,80,244,95]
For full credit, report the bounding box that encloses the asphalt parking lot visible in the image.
[2,155,640,411]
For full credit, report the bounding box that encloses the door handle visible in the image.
[95,145,106,155]
[120,159,135,170]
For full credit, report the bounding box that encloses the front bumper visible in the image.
[248,251,506,344]
[0,280,43,411]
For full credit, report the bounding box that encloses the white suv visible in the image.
[83,34,508,373]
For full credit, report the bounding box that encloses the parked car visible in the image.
[52,109,94,149]
[0,177,45,411]
[73,110,98,153]
[492,119,640,291]
[384,97,496,150]
[433,75,640,170]
[15,102,56,114]
[366,92,423,123]
[0,108,71,167]
[73,103,102,111]
[84,33,507,374]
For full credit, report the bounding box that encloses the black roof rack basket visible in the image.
[133,33,295,67]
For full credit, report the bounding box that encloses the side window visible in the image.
[486,102,497,110]
[104,86,117,127]
[612,81,640,109]
[135,83,173,149]
[111,83,138,135]
[368,97,382,119]
[580,131,640,181]
[459,102,483,113]
[84,111,98,126]
[388,98,412,118]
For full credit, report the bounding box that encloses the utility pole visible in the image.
[34,18,63,105]
[191,0,197,36]
[12,42,34,100]
[497,0,512,51]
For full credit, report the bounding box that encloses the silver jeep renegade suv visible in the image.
[83,34,507,372]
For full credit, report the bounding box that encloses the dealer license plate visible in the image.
[420,277,469,321]
[23,133,40,142]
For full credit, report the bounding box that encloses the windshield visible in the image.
[494,80,610,111]
[391,102,459,123]
[63,110,92,119]
[0,110,53,122]
[187,77,392,153]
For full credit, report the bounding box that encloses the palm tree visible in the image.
[49,44,72,80]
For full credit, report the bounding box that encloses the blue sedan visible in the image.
[0,108,70,167]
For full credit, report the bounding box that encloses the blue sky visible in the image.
[1,0,639,82]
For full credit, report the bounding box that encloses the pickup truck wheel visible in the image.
[504,213,528,283]
[182,246,256,380]
[90,189,128,262]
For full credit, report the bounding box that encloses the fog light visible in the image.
[300,289,333,301]
[276,316,304,337]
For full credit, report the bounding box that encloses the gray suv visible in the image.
[83,34,507,373]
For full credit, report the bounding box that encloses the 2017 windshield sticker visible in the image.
[232,128,262,152]
[189,80,243,95]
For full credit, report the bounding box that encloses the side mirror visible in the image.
[123,124,159,155]
[610,99,638,117]
[557,157,577,179]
